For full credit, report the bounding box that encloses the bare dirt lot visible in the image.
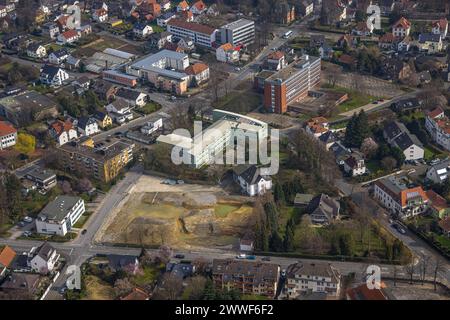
[97,175,256,251]
[385,280,450,300]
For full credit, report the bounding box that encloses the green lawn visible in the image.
[215,90,262,114]
[323,85,378,114]
[434,234,450,251]
[215,204,239,218]
[132,265,163,286]
[73,213,91,229]
[424,145,446,161]
[136,102,162,115]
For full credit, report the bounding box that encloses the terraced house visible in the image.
[58,140,134,183]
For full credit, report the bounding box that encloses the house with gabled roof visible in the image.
[56,29,80,45]
[26,42,47,59]
[177,0,189,12]
[190,0,207,15]
[432,18,448,39]
[392,17,411,37]
[232,165,272,196]
[216,43,239,63]
[306,194,340,225]
[48,48,69,65]
[77,116,100,136]
[30,242,60,274]
[426,190,450,219]
[49,119,78,146]
[0,245,16,277]
[383,121,424,161]
[0,121,17,150]
[40,65,69,87]
[374,175,428,219]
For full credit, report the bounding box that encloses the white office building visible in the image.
[36,196,85,236]
[219,19,255,47]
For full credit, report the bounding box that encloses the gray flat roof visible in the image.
[128,50,189,80]
[38,196,82,222]
[221,18,254,31]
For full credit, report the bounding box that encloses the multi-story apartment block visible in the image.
[212,259,280,298]
[36,196,85,236]
[263,55,321,113]
[284,262,341,299]
[374,176,429,219]
[167,19,217,48]
[219,19,255,47]
[0,121,17,150]
[425,107,450,151]
[58,140,134,183]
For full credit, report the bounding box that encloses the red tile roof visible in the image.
[178,0,189,10]
[393,17,411,30]
[426,190,448,212]
[192,0,206,11]
[51,120,73,135]
[167,18,216,35]
[346,283,388,300]
[267,51,284,60]
[433,18,448,31]
[0,245,16,268]
[379,32,395,43]
[427,107,445,119]
[186,62,209,75]
[400,187,428,207]
[62,29,78,39]
[0,121,16,137]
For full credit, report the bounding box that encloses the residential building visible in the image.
[219,19,255,47]
[262,55,320,113]
[216,43,239,63]
[0,245,16,277]
[306,194,340,225]
[148,31,173,49]
[157,11,176,27]
[42,22,60,39]
[0,121,16,150]
[36,196,85,236]
[418,33,443,54]
[232,165,272,196]
[48,49,69,65]
[284,262,340,299]
[383,121,424,161]
[24,168,57,191]
[166,262,195,279]
[320,0,346,25]
[374,176,429,219]
[77,117,100,136]
[50,120,78,146]
[439,217,450,237]
[265,51,287,71]
[93,7,108,22]
[157,109,268,168]
[26,43,46,59]
[56,29,80,45]
[0,91,59,126]
[346,283,389,300]
[426,159,450,184]
[116,88,148,107]
[426,190,450,219]
[432,18,448,39]
[190,0,206,15]
[305,117,329,137]
[133,23,153,38]
[106,254,139,274]
[94,111,113,129]
[343,153,366,177]
[106,99,133,124]
[239,239,254,252]
[167,19,217,48]
[425,107,450,152]
[58,140,134,183]
[185,62,210,86]
[352,21,374,36]
[93,79,118,101]
[141,118,163,135]
[318,131,338,150]
[102,70,138,88]
[177,0,189,12]
[30,242,59,274]
[392,17,411,37]
[40,65,69,87]
[212,259,280,298]
[381,58,412,81]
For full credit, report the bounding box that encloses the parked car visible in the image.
[177,180,185,185]
[23,231,32,237]
[236,254,247,259]
[81,229,87,235]
[392,224,406,234]
[235,67,241,71]
[261,257,271,261]
[174,254,185,259]
[246,255,256,260]
[23,216,33,223]
[18,221,26,227]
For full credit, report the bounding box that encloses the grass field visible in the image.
[215,203,240,218]
[132,265,163,287]
[82,276,115,300]
[215,90,262,114]
[322,85,378,114]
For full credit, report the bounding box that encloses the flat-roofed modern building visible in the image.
[24,168,57,190]
[36,196,85,236]
[263,55,321,114]
[167,19,217,48]
[157,109,268,168]
[219,18,255,47]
